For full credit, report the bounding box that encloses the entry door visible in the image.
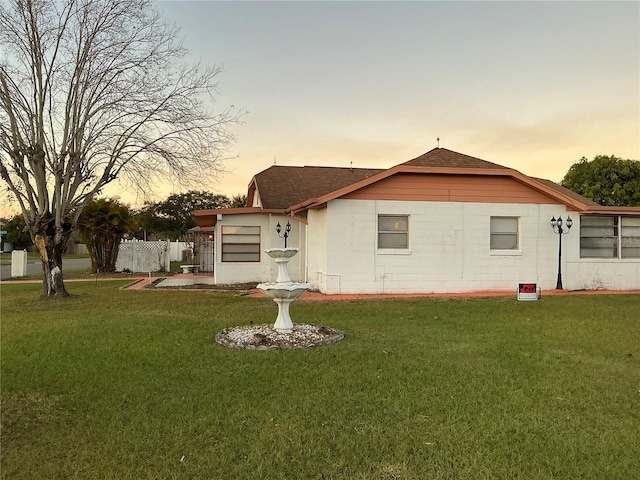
[199,239,215,272]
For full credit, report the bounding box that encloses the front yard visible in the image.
[1,282,638,479]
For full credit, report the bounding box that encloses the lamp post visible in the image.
[276,221,291,248]
[550,215,573,290]
[207,234,214,275]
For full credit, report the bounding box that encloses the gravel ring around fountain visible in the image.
[215,324,344,350]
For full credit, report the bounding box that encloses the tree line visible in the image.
[1,190,246,272]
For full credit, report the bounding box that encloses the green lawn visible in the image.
[1,282,638,479]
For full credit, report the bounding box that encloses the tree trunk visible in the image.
[86,235,121,273]
[32,218,72,297]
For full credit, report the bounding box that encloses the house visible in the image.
[193,148,640,294]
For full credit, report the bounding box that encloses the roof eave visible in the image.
[193,207,285,228]
[583,205,640,215]
[508,171,591,211]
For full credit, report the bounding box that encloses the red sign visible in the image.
[517,283,539,301]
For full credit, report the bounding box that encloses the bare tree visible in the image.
[0,0,242,296]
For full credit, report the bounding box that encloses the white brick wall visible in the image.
[214,202,640,292]
[564,215,640,291]
[214,213,306,284]
[307,199,579,294]
[306,209,328,289]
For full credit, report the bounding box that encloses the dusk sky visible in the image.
[115,1,639,203]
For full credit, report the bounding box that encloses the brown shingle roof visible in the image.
[531,177,600,207]
[401,147,507,169]
[253,165,384,210]
[249,149,601,212]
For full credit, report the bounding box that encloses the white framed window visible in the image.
[581,215,640,259]
[378,215,409,249]
[580,216,617,258]
[490,217,519,250]
[221,226,261,262]
[622,217,640,258]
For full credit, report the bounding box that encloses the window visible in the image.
[622,217,640,258]
[221,226,260,262]
[490,217,519,250]
[378,215,408,249]
[580,215,640,259]
[580,216,617,258]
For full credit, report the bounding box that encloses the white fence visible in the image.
[168,241,193,263]
[115,240,192,273]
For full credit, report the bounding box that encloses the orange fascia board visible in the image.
[193,207,282,216]
[583,206,640,215]
[287,213,309,225]
[287,197,321,213]
[290,165,593,213]
[193,207,284,228]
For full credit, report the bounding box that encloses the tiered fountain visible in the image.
[215,220,343,350]
[257,222,310,333]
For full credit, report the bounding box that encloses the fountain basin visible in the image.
[264,248,300,283]
[265,247,300,259]
[257,281,311,299]
[257,281,310,333]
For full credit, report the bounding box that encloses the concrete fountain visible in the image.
[214,220,343,350]
[256,247,310,333]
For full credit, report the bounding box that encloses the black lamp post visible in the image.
[550,215,573,290]
[208,234,214,275]
[276,221,291,248]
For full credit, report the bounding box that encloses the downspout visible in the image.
[215,214,222,284]
[304,219,309,283]
[288,210,309,283]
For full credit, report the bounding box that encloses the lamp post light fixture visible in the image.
[276,221,291,248]
[550,215,573,290]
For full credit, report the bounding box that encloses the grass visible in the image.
[1,283,639,479]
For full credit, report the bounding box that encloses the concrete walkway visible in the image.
[121,273,214,290]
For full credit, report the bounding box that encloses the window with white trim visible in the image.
[581,215,640,259]
[221,226,261,262]
[490,217,519,250]
[378,215,409,249]
[622,217,640,258]
[580,216,617,258]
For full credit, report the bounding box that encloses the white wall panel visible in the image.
[309,199,583,294]
[214,213,306,284]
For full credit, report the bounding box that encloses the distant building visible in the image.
[0,221,11,253]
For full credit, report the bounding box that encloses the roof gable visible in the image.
[235,148,633,216]
[287,149,602,213]
[401,148,507,169]
[249,165,384,210]
[342,172,565,205]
